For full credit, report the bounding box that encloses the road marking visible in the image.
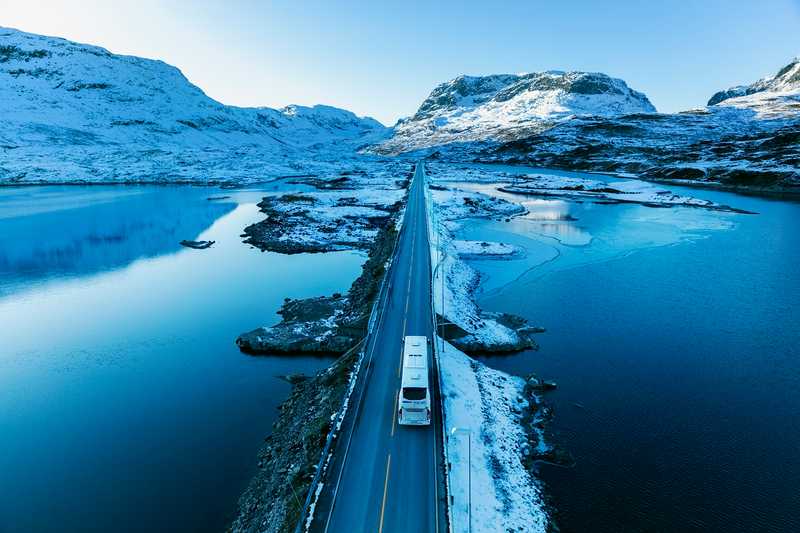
[322,163,442,532]
[391,393,398,436]
[378,454,392,533]
[397,345,403,377]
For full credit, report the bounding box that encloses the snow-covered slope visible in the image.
[706,58,800,120]
[374,71,655,154]
[709,58,800,105]
[0,27,388,184]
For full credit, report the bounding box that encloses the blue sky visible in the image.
[3,0,799,125]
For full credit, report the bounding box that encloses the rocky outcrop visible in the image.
[237,203,401,355]
[519,374,574,469]
[179,239,214,249]
[241,192,399,255]
[237,295,357,354]
[446,312,543,354]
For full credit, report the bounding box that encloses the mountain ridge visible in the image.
[0,26,387,184]
[374,70,655,154]
[708,58,800,106]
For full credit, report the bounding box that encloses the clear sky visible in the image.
[2,0,799,125]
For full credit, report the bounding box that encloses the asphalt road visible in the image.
[311,162,445,532]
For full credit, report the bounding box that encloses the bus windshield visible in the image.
[402,387,427,400]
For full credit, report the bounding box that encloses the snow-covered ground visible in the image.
[438,340,548,533]
[431,162,753,212]
[264,192,395,251]
[243,162,410,253]
[375,59,799,193]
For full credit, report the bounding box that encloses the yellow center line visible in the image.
[378,454,392,533]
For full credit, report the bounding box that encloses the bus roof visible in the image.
[401,336,428,388]
[403,336,427,357]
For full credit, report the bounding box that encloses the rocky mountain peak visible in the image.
[375,70,655,154]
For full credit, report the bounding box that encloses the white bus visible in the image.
[398,335,431,426]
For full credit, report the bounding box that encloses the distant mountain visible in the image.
[374,71,655,154]
[709,58,800,105]
[702,58,800,123]
[0,27,388,184]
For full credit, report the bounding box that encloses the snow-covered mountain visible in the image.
[709,58,800,105]
[0,27,388,184]
[702,58,800,121]
[374,71,655,154]
[474,60,800,193]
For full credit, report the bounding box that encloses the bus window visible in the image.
[402,387,427,400]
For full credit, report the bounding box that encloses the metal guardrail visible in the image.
[294,169,411,533]
[422,163,454,533]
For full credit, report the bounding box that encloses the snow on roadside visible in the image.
[438,339,548,533]
[425,171,549,530]
[428,183,529,351]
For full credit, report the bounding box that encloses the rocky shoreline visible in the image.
[439,310,543,354]
[241,193,400,255]
[236,198,402,354]
[228,169,409,533]
[227,346,360,533]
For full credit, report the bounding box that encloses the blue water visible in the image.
[458,166,800,532]
[0,185,364,533]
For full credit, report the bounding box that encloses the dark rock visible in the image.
[180,239,214,249]
[525,373,557,393]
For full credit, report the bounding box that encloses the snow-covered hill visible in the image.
[374,71,655,154]
[0,27,388,184]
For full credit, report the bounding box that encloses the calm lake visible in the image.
[0,184,364,533]
[458,166,800,533]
